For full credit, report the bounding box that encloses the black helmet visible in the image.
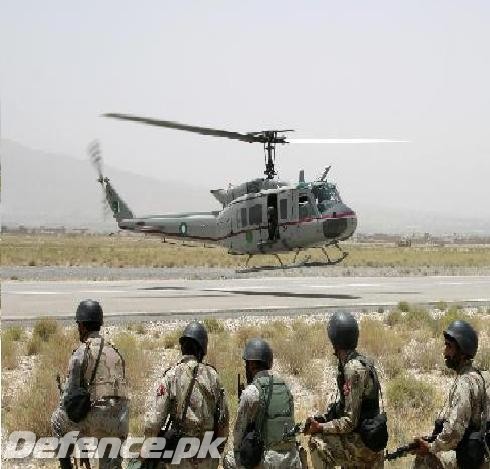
[242,338,273,368]
[179,322,208,355]
[444,320,478,358]
[76,300,103,325]
[327,311,359,349]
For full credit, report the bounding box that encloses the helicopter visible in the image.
[91,114,404,267]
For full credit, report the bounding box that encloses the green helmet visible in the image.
[76,300,103,325]
[179,321,208,355]
[327,311,359,349]
[243,338,273,368]
[444,320,478,358]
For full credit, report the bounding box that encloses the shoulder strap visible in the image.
[180,364,199,423]
[357,354,385,413]
[474,369,489,438]
[89,338,105,386]
[109,342,126,379]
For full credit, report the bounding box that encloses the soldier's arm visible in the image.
[62,345,88,398]
[233,385,260,456]
[321,362,366,434]
[429,378,472,453]
[144,373,173,438]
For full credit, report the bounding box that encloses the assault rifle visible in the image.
[282,402,340,440]
[213,388,227,453]
[385,418,445,461]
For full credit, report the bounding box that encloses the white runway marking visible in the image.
[9,291,64,295]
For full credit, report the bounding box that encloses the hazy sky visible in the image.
[1,1,489,219]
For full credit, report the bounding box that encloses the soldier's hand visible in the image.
[304,417,322,435]
[411,437,430,456]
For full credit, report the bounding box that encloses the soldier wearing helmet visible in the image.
[412,320,489,468]
[51,300,129,469]
[144,321,229,468]
[224,338,302,469]
[305,311,385,468]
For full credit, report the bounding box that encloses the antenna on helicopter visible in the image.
[320,165,331,181]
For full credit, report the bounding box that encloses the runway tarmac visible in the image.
[2,276,490,322]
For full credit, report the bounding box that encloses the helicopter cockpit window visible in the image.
[299,194,315,219]
[249,204,263,225]
[312,183,342,213]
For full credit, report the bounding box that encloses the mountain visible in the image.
[2,140,489,234]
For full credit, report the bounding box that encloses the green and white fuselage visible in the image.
[104,177,357,255]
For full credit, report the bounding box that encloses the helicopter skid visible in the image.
[236,242,348,272]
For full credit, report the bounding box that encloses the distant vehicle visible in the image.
[397,238,412,247]
[91,114,404,266]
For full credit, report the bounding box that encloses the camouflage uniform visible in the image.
[413,361,489,469]
[144,355,229,469]
[223,370,302,469]
[309,351,384,469]
[51,331,129,469]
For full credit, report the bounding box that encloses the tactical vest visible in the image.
[336,353,380,424]
[84,338,127,401]
[253,374,295,450]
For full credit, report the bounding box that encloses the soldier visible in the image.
[224,338,302,469]
[412,320,489,469]
[51,300,129,469]
[305,311,385,469]
[144,321,229,468]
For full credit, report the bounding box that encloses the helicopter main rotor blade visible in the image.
[104,113,264,144]
[285,138,409,144]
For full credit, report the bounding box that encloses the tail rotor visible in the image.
[88,140,110,219]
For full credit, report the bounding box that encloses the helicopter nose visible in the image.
[322,205,357,240]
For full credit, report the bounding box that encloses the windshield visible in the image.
[311,183,342,213]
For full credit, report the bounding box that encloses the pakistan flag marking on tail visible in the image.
[246,231,253,243]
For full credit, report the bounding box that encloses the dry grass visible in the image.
[3,233,490,268]
[4,324,78,436]
[1,331,19,370]
[112,332,154,435]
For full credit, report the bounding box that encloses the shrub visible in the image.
[163,329,183,349]
[435,301,448,311]
[403,307,435,331]
[359,319,403,358]
[4,326,24,342]
[385,309,402,327]
[398,301,411,313]
[203,318,225,334]
[135,323,146,335]
[33,318,59,341]
[387,374,436,414]
[26,335,43,355]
